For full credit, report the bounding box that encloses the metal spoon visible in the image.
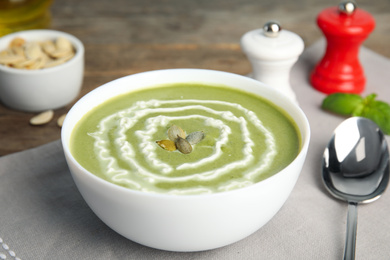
[322,117,389,260]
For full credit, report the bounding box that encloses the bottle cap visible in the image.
[241,21,304,61]
[338,1,357,15]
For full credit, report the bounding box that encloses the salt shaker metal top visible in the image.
[240,21,304,103]
[310,1,375,94]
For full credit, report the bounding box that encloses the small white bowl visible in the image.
[0,29,84,112]
[61,69,310,252]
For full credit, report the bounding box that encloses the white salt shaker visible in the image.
[241,21,304,103]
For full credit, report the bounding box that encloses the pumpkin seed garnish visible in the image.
[156,140,177,151]
[156,125,205,154]
[186,131,205,145]
[175,136,192,154]
[167,124,186,141]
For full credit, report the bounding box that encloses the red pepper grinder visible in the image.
[310,1,375,94]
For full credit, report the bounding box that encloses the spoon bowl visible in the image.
[322,117,389,260]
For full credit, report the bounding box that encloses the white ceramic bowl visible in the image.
[61,69,310,252]
[0,29,84,112]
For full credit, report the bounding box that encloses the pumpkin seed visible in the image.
[0,49,10,56]
[57,113,67,127]
[11,46,24,56]
[49,48,74,59]
[167,125,186,141]
[41,41,56,58]
[156,140,177,151]
[0,54,24,65]
[175,136,192,154]
[186,131,205,145]
[29,110,54,125]
[13,57,37,69]
[44,53,73,68]
[25,42,43,60]
[9,37,25,48]
[56,37,73,52]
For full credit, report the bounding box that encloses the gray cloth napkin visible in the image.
[1,40,390,260]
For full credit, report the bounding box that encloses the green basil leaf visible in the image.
[352,93,377,116]
[359,99,390,135]
[322,93,363,115]
[352,103,365,116]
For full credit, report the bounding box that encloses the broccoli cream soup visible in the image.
[70,83,300,195]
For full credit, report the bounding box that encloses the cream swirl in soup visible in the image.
[70,83,300,195]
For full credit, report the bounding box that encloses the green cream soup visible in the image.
[71,83,301,195]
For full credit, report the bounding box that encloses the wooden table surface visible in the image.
[1,0,390,156]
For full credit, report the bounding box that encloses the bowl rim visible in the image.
[61,68,311,199]
[0,29,84,74]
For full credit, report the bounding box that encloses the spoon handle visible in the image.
[343,202,358,260]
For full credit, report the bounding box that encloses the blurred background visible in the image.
[48,1,390,54]
[2,0,389,88]
[49,0,390,85]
